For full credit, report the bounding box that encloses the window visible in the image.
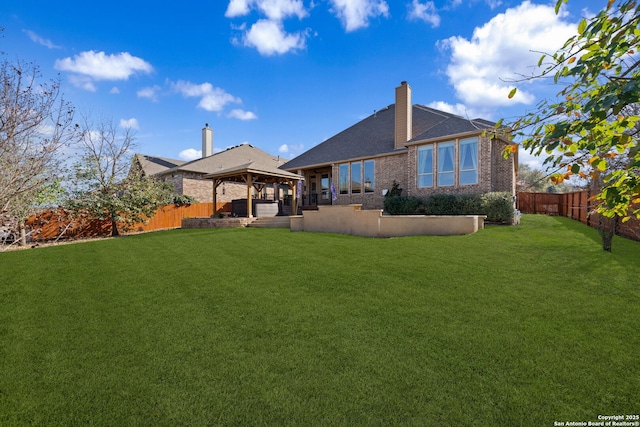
[340,160,375,195]
[339,163,349,194]
[351,162,362,193]
[364,160,375,193]
[459,138,478,185]
[417,145,433,187]
[438,141,455,186]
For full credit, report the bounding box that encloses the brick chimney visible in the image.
[394,81,412,149]
[202,123,213,158]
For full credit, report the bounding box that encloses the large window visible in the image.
[459,138,478,185]
[437,141,455,187]
[339,163,349,194]
[417,137,479,188]
[339,160,375,194]
[351,162,362,194]
[363,160,375,193]
[417,145,433,187]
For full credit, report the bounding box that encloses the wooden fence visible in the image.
[25,202,226,241]
[517,191,640,241]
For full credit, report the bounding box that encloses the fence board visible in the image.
[26,202,224,241]
[518,191,640,242]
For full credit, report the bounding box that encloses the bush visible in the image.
[481,192,515,223]
[383,196,423,215]
[457,194,484,215]
[383,192,514,223]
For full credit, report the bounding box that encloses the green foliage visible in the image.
[422,194,459,214]
[67,173,174,235]
[388,180,403,197]
[385,193,501,218]
[504,0,640,220]
[481,192,516,223]
[383,195,422,215]
[171,194,197,206]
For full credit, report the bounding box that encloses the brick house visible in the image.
[134,126,301,215]
[282,81,517,210]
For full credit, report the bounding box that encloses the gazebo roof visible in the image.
[204,161,303,183]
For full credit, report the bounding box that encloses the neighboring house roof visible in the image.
[281,104,496,170]
[134,154,186,176]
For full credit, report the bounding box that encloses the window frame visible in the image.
[437,141,455,187]
[417,145,434,188]
[459,137,478,186]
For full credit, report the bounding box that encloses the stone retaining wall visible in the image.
[182,217,255,229]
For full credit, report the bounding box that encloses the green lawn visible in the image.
[1,215,638,426]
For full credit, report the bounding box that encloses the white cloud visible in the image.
[226,0,307,20]
[408,0,440,28]
[54,51,153,88]
[69,74,96,92]
[228,109,258,120]
[226,0,252,17]
[243,19,307,56]
[438,0,575,108]
[179,148,202,161]
[110,86,120,94]
[279,143,304,156]
[258,0,307,20]
[427,101,485,119]
[23,29,61,49]
[137,85,162,102]
[329,0,389,32]
[119,118,139,129]
[172,80,241,112]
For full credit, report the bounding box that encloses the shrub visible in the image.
[457,194,484,215]
[383,196,423,215]
[481,192,515,223]
[422,194,458,215]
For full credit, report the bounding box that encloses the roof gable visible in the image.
[157,144,287,176]
[135,154,185,176]
[282,104,496,170]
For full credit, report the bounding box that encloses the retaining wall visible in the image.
[290,204,484,237]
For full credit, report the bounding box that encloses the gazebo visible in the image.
[204,162,303,218]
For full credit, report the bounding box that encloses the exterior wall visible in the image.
[407,134,515,199]
[491,138,516,194]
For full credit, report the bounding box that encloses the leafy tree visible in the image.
[67,117,174,236]
[0,52,78,244]
[502,0,640,234]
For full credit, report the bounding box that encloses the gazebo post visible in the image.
[212,179,221,217]
[246,173,254,218]
[292,180,298,216]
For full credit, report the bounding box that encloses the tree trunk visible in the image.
[19,221,26,246]
[598,216,618,252]
[111,219,120,237]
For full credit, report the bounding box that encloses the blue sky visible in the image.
[2,0,604,167]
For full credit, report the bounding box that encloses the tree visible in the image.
[502,0,640,250]
[0,54,78,244]
[67,117,174,236]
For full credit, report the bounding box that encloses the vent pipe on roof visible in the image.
[202,124,213,158]
[394,81,412,149]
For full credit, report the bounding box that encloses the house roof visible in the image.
[281,104,497,170]
[138,144,290,178]
[134,154,186,176]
